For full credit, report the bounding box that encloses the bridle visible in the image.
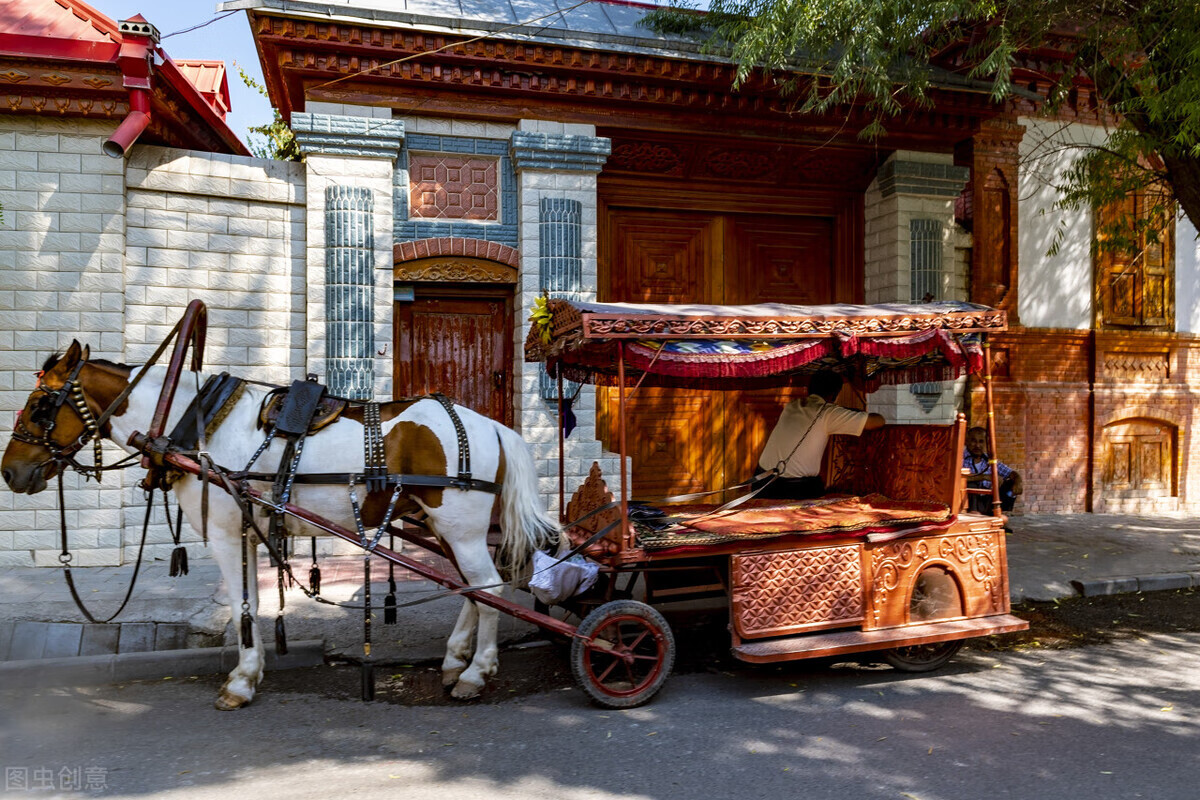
[10,356,106,476]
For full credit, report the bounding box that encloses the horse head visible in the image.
[2,341,128,494]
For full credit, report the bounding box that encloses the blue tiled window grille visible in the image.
[326,185,375,400]
[539,198,582,402]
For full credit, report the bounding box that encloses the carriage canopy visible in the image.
[525,299,1008,391]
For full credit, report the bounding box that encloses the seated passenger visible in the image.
[755,370,885,500]
[963,426,1022,518]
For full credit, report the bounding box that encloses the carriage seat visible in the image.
[820,417,967,511]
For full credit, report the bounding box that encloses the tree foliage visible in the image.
[644,0,1200,234]
[236,65,300,162]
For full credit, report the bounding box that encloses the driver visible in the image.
[755,370,885,500]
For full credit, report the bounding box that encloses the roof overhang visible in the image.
[227,0,1011,148]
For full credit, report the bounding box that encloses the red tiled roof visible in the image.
[175,60,231,118]
[0,0,120,60]
[0,0,248,155]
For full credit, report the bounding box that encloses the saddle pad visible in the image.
[637,494,952,550]
[259,386,347,435]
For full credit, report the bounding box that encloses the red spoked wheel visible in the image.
[571,600,676,709]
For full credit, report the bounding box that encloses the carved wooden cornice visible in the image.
[394,257,517,284]
[604,133,884,190]
[250,11,1002,143]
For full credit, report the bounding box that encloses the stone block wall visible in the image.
[0,117,126,567]
[0,123,306,567]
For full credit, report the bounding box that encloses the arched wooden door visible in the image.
[393,257,515,426]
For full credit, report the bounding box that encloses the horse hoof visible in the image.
[451,679,483,700]
[441,667,465,688]
[214,691,252,710]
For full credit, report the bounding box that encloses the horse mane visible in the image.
[40,352,132,373]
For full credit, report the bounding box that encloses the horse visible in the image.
[2,341,561,709]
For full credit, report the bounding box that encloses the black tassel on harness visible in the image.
[240,611,254,650]
[361,661,375,702]
[274,614,288,656]
[383,534,397,625]
[308,536,321,595]
[383,577,397,625]
[169,545,188,577]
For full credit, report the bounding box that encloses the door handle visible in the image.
[492,371,504,390]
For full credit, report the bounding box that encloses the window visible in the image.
[1095,191,1174,329]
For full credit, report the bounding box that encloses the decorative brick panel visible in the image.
[393,237,519,269]
[969,329,1200,513]
[408,153,498,220]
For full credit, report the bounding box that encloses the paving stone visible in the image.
[153,623,189,651]
[8,622,47,661]
[79,624,120,656]
[41,623,83,658]
[117,622,155,654]
[0,622,13,660]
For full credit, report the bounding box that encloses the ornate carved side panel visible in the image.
[564,462,628,558]
[731,545,864,638]
[823,423,962,506]
[865,530,1006,630]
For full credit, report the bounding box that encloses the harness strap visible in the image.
[430,393,471,483]
[230,471,502,494]
[362,401,387,493]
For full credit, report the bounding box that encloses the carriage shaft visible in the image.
[129,439,580,640]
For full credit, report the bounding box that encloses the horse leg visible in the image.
[175,479,264,710]
[210,525,263,710]
[440,535,503,700]
[441,599,478,688]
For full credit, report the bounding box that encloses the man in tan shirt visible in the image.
[756,370,885,500]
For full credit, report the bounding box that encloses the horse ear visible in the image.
[58,340,84,372]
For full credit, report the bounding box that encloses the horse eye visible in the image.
[29,398,55,427]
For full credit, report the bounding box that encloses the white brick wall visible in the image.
[0,126,308,567]
[0,116,127,567]
[301,154,395,400]
[514,122,625,512]
[863,152,967,425]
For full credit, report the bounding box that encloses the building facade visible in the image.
[1,0,1198,566]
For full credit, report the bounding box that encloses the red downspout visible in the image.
[103,17,157,159]
[103,88,150,158]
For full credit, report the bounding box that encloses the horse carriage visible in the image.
[2,298,1026,709]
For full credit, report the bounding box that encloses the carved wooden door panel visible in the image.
[601,209,837,497]
[394,290,513,426]
[603,210,723,496]
[723,217,836,487]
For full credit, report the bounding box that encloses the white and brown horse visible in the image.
[2,341,560,708]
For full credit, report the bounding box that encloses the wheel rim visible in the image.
[890,640,959,665]
[581,614,668,700]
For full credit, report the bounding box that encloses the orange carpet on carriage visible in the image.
[634,493,954,550]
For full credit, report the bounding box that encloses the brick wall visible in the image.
[512,120,624,506]
[970,328,1200,514]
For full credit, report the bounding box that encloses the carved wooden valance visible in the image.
[394,256,517,284]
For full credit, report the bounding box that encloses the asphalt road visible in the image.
[1,632,1197,800]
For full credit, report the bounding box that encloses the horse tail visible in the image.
[493,423,561,577]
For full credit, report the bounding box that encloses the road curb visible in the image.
[1071,573,1198,597]
[0,639,325,688]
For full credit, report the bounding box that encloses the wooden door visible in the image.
[723,216,836,488]
[604,210,723,496]
[394,288,513,425]
[601,209,839,497]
